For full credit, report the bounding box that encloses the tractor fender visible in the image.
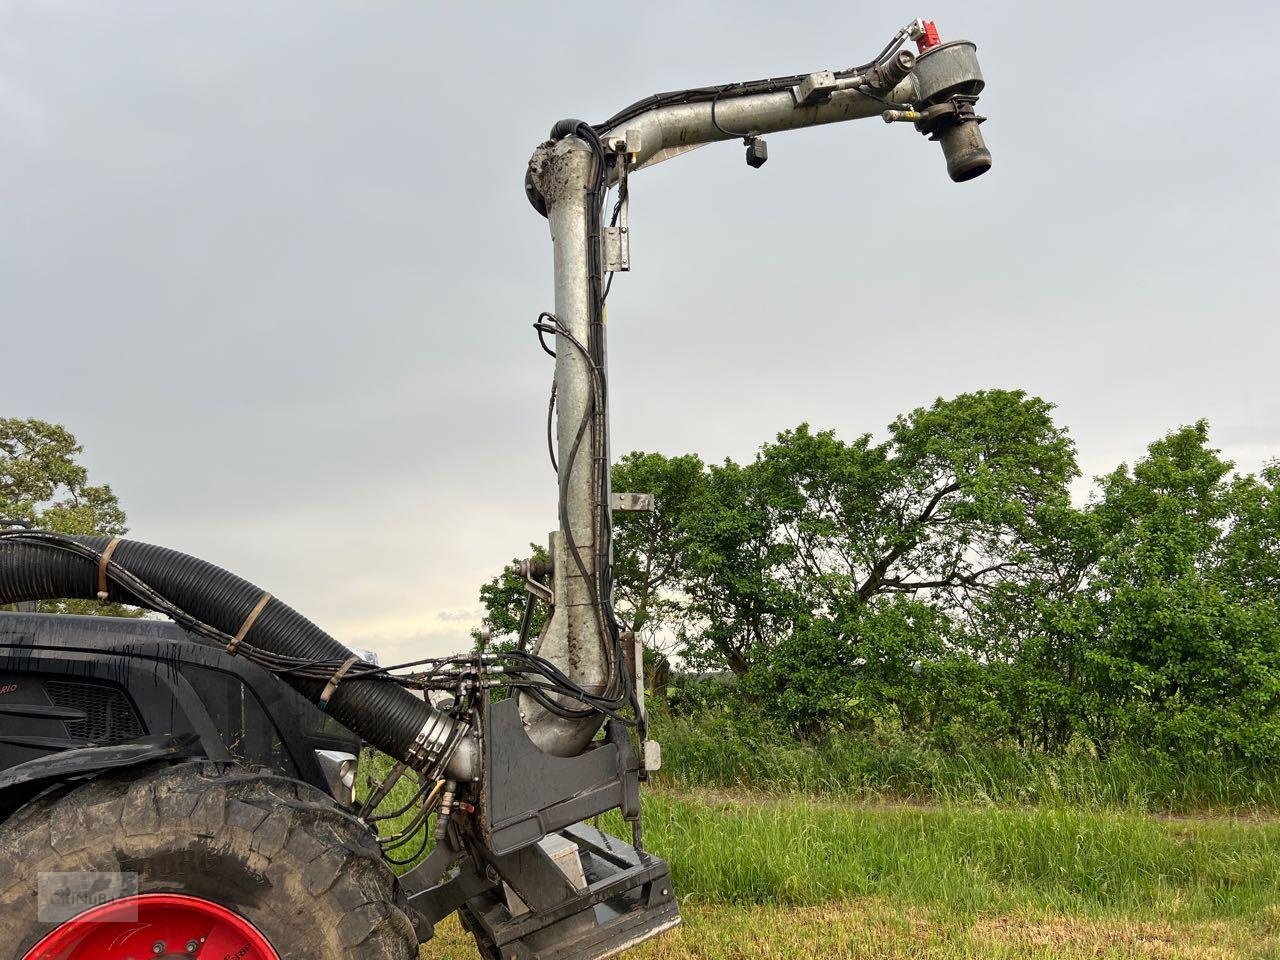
[0,733,202,821]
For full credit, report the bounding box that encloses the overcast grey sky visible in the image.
[2,2,1276,662]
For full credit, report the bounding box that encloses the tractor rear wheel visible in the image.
[0,761,419,960]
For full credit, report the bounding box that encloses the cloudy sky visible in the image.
[2,2,1276,663]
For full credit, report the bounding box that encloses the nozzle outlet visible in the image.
[939,116,991,182]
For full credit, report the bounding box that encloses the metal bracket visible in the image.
[912,96,986,140]
[602,226,629,273]
[602,128,643,161]
[792,70,837,105]
[521,557,554,606]
[480,697,641,857]
[603,148,631,274]
[610,493,653,513]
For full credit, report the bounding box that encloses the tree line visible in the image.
[479,390,1280,761]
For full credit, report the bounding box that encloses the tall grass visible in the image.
[617,793,1280,920]
[653,712,1280,813]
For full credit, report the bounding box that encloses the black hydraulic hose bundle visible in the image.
[0,533,436,764]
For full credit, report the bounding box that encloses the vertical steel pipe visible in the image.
[521,137,611,757]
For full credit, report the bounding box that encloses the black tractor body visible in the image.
[0,610,361,815]
[0,607,677,960]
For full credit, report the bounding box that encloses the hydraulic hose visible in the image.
[0,535,464,776]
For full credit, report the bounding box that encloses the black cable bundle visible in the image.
[0,530,636,732]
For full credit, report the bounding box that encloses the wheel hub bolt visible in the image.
[152,943,165,955]
[187,940,200,953]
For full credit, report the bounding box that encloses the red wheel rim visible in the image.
[22,892,280,960]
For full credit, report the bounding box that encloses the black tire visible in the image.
[0,761,420,960]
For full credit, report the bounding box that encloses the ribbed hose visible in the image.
[0,536,441,766]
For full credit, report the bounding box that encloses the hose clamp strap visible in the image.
[226,591,272,656]
[319,654,361,712]
[96,537,123,603]
[406,712,454,772]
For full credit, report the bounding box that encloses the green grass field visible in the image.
[419,789,1280,959]
[364,717,1280,959]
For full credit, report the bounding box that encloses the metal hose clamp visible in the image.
[405,711,459,773]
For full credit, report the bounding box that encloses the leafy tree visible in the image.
[0,417,138,617]
[677,458,801,676]
[965,503,1106,752]
[1,419,127,534]
[759,391,1078,620]
[480,391,1080,692]
[739,391,1078,732]
[1084,423,1280,759]
[744,596,955,736]
[473,401,1280,762]
[1219,461,1280,603]
[611,452,707,687]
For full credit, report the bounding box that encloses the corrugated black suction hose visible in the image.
[0,535,436,764]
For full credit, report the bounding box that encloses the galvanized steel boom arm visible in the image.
[519,20,990,760]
